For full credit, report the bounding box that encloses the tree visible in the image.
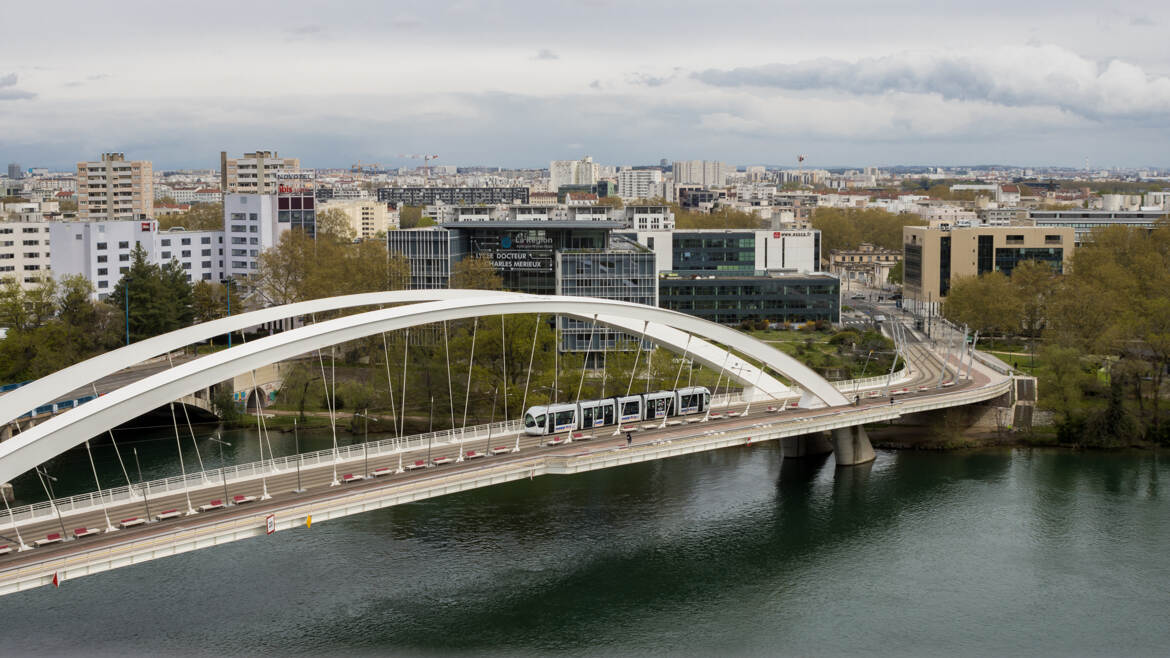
[157,203,223,231]
[192,280,242,324]
[450,254,504,290]
[672,204,763,230]
[887,260,904,285]
[596,196,624,208]
[942,272,1021,335]
[399,206,423,229]
[812,207,927,254]
[315,208,356,243]
[109,244,194,342]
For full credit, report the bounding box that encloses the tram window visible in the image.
[535,414,546,428]
[582,407,595,426]
[622,400,639,416]
[524,413,536,428]
[555,410,575,427]
[603,404,614,424]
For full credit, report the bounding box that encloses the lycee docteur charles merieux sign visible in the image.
[488,249,554,271]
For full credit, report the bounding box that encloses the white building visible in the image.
[617,168,663,201]
[0,220,52,289]
[50,220,228,299]
[549,156,600,190]
[622,205,675,231]
[224,193,281,279]
[622,228,819,275]
[672,160,728,187]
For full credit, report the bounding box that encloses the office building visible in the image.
[1029,209,1169,245]
[76,153,153,221]
[659,273,840,326]
[7,163,21,180]
[223,190,316,278]
[0,220,52,288]
[902,225,1075,316]
[617,168,663,201]
[220,151,300,194]
[623,205,675,231]
[376,187,529,206]
[550,156,601,190]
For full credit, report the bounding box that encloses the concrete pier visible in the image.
[781,433,834,459]
[830,426,875,466]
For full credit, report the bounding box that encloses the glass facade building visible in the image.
[660,274,840,325]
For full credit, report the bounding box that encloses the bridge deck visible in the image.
[0,342,1005,594]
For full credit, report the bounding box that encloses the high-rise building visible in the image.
[7,163,21,180]
[617,168,663,201]
[672,160,728,187]
[76,153,153,221]
[550,156,600,190]
[318,198,396,239]
[0,220,52,289]
[220,150,301,194]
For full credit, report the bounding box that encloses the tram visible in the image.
[523,386,711,436]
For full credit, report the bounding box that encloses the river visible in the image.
[1,426,1167,656]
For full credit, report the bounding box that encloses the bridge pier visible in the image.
[830,426,875,466]
[781,433,834,458]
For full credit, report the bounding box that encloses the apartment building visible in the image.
[902,225,1075,316]
[76,153,153,221]
[617,168,663,201]
[550,156,600,190]
[318,198,396,239]
[376,186,529,206]
[0,220,52,288]
[220,151,300,194]
[1029,209,1170,245]
[673,160,728,187]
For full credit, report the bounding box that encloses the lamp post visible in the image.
[132,447,152,521]
[226,279,233,348]
[206,434,232,505]
[292,418,304,493]
[124,282,130,346]
[35,467,68,541]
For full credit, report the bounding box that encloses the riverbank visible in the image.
[867,422,1161,451]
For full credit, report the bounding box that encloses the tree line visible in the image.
[942,222,1170,446]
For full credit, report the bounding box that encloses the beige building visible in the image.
[318,199,396,239]
[902,225,1074,316]
[220,150,300,194]
[76,153,153,221]
[829,242,901,288]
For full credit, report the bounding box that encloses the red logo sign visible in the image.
[773,232,782,238]
[140,222,152,231]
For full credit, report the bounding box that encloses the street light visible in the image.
[225,279,234,348]
[292,418,305,493]
[132,447,152,521]
[206,434,232,505]
[35,467,68,541]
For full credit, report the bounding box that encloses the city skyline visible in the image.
[3,1,1170,170]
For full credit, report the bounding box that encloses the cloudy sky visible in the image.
[3,0,1169,170]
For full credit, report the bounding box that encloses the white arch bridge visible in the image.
[0,291,1018,596]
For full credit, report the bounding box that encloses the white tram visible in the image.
[522,386,711,436]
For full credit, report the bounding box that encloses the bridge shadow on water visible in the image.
[266,445,1017,654]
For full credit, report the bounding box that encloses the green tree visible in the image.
[450,254,504,290]
[399,206,423,229]
[315,207,356,242]
[887,260,904,285]
[157,202,223,231]
[811,207,927,255]
[109,244,194,342]
[942,272,1021,335]
[192,280,243,324]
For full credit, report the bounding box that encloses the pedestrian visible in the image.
[889,397,895,405]
[625,431,632,446]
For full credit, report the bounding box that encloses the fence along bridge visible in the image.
[0,291,1017,596]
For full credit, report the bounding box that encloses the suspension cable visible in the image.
[517,313,541,429]
[671,334,693,391]
[705,350,731,421]
[381,332,399,440]
[316,348,340,486]
[500,315,508,424]
[166,352,207,477]
[1,486,27,550]
[93,383,134,491]
[575,315,598,402]
[462,318,478,431]
[169,403,196,515]
[400,328,410,441]
[248,370,271,499]
[83,440,116,532]
[443,321,456,434]
[624,321,650,397]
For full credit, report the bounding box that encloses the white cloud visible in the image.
[694,44,1170,119]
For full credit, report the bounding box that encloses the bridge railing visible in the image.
[0,417,523,529]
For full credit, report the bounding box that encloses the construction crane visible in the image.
[397,154,440,182]
[351,161,383,173]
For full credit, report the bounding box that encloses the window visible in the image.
[161,239,171,246]
[118,241,129,248]
[97,242,107,250]
[1005,234,1024,245]
[202,237,211,244]
[97,255,108,263]
[202,249,211,256]
[120,266,129,273]
[22,240,37,246]
[181,250,191,257]
[231,225,247,233]
[181,238,191,246]
[97,268,107,276]
[161,251,171,259]
[98,280,108,289]
[119,254,129,262]
[977,235,994,275]
[202,261,212,268]
[1045,234,1062,244]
